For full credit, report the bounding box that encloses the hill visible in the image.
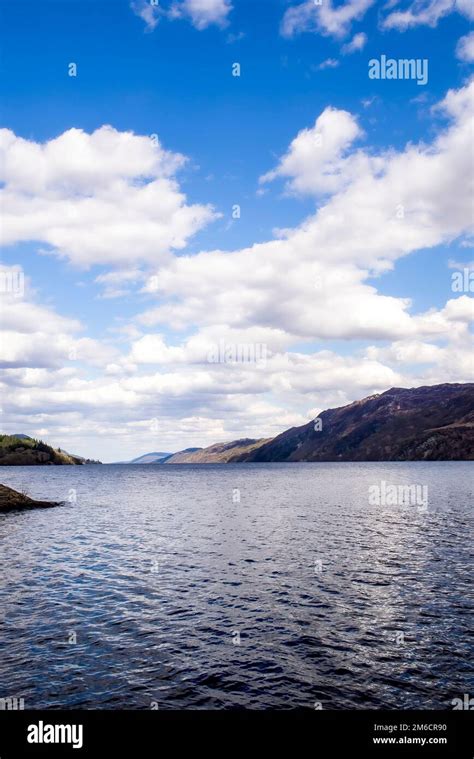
[129,452,172,464]
[233,383,474,462]
[0,435,101,465]
[159,447,202,463]
[164,439,271,463]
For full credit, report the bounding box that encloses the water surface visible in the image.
[0,463,472,709]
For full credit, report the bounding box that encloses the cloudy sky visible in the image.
[1,0,473,462]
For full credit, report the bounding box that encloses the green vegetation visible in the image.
[0,435,100,466]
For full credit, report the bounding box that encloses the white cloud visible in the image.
[179,0,233,29]
[281,0,375,39]
[382,0,474,30]
[259,107,363,196]
[341,31,367,54]
[138,79,474,348]
[131,0,232,32]
[440,294,474,323]
[1,270,80,335]
[456,0,474,20]
[131,0,161,31]
[317,58,340,70]
[0,268,118,370]
[366,327,474,383]
[0,126,218,268]
[95,269,146,299]
[0,333,118,370]
[129,326,293,365]
[448,258,474,270]
[456,31,474,62]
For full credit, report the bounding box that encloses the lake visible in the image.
[0,462,472,709]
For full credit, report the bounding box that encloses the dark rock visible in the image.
[0,484,61,512]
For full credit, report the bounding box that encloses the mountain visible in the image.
[164,439,271,463]
[159,448,202,463]
[156,384,473,464]
[128,452,172,464]
[233,383,474,462]
[0,435,101,465]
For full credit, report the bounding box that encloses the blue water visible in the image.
[0,462,472,709]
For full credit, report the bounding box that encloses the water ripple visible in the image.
[0,462,472,709]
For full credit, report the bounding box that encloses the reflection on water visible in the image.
[0,462,472,709]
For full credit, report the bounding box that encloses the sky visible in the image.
[0,0,473,462]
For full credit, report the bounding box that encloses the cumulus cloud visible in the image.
[0,267,118,370]
[95,268,146,299]
[341,31,367,54]
[281,0,374,39]
[366,330,474,383]
[138,80,474,346]
[0,126,218,268]
[382,0,474,30]
[259,107,364,196]
[129,325,294,365]
[131,0,161,31]
[180,0,233,29]
[456,0,474,20]
[456,31,474,62]
[1,269,80,336]
[131,0,232,32]
[0,333,118,370]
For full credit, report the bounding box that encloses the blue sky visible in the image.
[1,0,473,460]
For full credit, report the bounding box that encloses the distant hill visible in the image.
[159,448,202,463]
[234,383,474,462]
[128,452,172,464]
[164,439,271,463]
[0,435,101,465]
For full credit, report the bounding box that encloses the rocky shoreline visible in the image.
[0,484,61,512]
